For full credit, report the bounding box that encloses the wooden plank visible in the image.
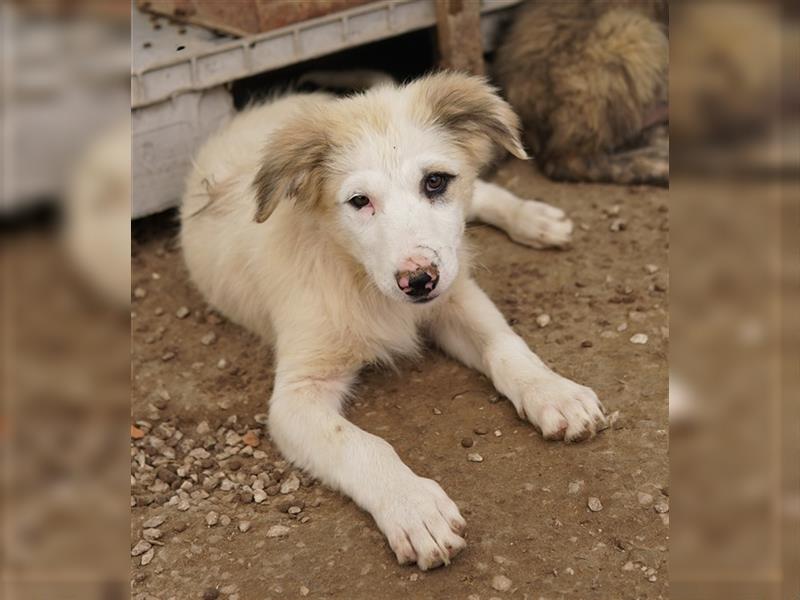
[434,0,485,75]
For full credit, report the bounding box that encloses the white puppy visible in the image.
[180,72,606,570]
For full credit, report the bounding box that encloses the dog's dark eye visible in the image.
[423,172,452,198]
[348,195,370,209]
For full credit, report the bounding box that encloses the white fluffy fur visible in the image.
[180,74,605,570]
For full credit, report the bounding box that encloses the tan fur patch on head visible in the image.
[252,114,333,223]
[408,71,529,167]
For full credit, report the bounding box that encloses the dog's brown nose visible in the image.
[396,263,439,299]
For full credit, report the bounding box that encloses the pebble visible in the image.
[201,332,217,346]
[587,497,603,512]
[630,333,648,344]
[300,586,310,597]
[131,540,151,556]
[154,307,164,316]
[140,548,155,566]
[536,314,551,328]
[206,511,219,527]
[173,521,188,532]
[280,473,301,494]
[432,407,442,415]
[493,429,502,437]
[654,500,669,514]
[645,264,659,274]
[161,351,175,362]
[254,413,269,425]
[581,340,593,348]
[609,218,627,232]
[142,515,166,528]
[175,306,190,319]
[567,480,584,495]
[288,506,302,515]
[238,521,251,533]
[473,426,489,435]
[637,492,654,506]
[133,287,147,299]
[460,437,474,448]
[242,430,260,447]
[202,588,219,600]
[491,574,513,592]
[266,525,290,538]
[131,425,145,439]
[467,453,484,463]
[217,358,228,369]
[253,490,267,504]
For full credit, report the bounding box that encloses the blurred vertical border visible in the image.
[1,1,131,598]
[670,1,799,598]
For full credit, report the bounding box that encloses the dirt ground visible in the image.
[130,159,669,600]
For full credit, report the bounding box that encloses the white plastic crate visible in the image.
[131,0,521,218]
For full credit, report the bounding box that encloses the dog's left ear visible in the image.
[252,116,331,223]
[411,71,529,166]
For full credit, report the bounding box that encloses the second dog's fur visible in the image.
[494,0,669,185]
[181,73,607,570]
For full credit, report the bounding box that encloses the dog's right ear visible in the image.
[252,116,331,223]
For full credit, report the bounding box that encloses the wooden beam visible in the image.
[435,0,485,75]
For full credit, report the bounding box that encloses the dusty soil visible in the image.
[131,159,669,600]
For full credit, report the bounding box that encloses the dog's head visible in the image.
[252,72,527,304]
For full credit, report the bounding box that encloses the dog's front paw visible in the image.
[518,374,607,442]
[508,199,573,249]
[372,475,466,570]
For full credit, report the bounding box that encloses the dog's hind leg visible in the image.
[468,179,573,249]
[267,365,466,571]
[542,141,669,186]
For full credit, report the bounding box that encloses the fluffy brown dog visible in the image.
[494,0,669,185]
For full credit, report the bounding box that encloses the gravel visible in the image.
[536,313,551,328]
[266,525,290,538]
[131,540,151,557]
[238,521,252,533]
[280,473,301,494]
[460,437,474,448]
[467,453,484,463]
[587,497,603,512]
[630,333,649,344]
[491,574,513,592]
[175,306,190,319]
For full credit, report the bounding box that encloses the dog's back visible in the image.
[494,0,668,185]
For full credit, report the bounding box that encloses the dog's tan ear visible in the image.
[252,117,330,223]
[411,71,528,165]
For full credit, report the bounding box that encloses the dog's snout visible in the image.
[396,258,440,300]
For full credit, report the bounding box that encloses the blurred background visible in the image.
[0,0,797,598]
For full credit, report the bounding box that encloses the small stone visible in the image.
[133,287,147,299]
[206,511,219,527]
[175,306,190,319]
[491,574,513,592]
[131,540,151,556]
[536,314,551,328]
[645,264,659,274]
[238,521,251,533]
[460,437,474,448]
[609,218,627,232]
[630,333,648,344]
[156,467,177,484]
[637,492,654,506]
[280,473,301,494]
[266,484,280,496]
[467,453,484,463]
[654,500,669,514]
[201,332,217,346]
[202,588,219,600]
[142,515,166,528]
[473,426,489,435]
[581,340,593,348]
[177,499,190,511]
[154,307,164,316]
[300,586,309,597]
[173,521,188,533]
[587,497,603,512]
[432,407,442,415]
[622,561,635,571]
[131,425,145,439]
[217,358,228,369]
[254,413,269,425]
[142,528,162,541]
[228,458,243,471]
[161,351,175,362]
[493,429,502,437]
[567,480,584,495]
[565,567,575,575]
[253,490,267,504]
[220,515,231,526]
[288,506,302,515]
[242,430,260,447]
[140,548,155,566]
[266,525,290,538]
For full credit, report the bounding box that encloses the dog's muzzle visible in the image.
[396,259,439,301]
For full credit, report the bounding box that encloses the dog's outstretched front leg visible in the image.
[468,179,573,249]
[267,366,466,570]
[430,278,607,441]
